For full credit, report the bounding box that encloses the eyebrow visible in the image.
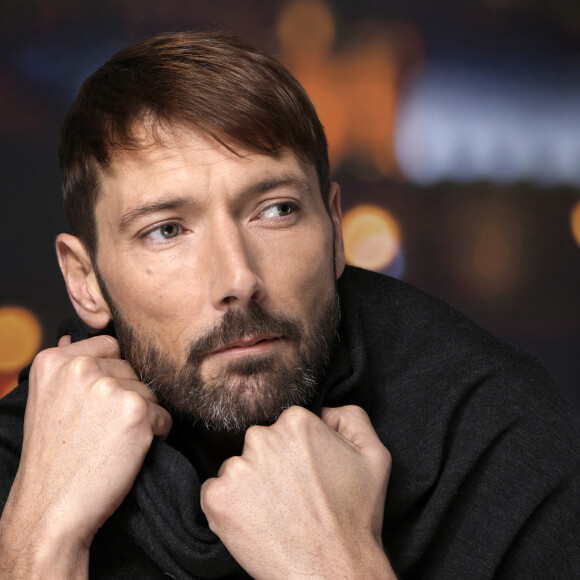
[117,173,313,233]
[118,198,191,233]
[242,173,312,198]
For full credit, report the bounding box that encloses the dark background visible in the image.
[1,0,579,413]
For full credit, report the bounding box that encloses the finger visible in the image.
[321,405,382,450]
[60,334,121,359]
[215,454,237,478]
[99,377,170,436]
[58,334,72,347]
[199,479,213,515]
[115,377,159,404]
[149,402,173,440]
[92,357,140,382]
[199,477,223,524]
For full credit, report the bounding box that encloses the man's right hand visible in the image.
[0,335,172,579]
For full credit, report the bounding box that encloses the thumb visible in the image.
[321,405,382,451]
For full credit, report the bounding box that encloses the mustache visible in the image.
[186,301,303,365]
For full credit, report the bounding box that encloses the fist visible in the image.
[201,405,392,579]
[10,335,172,549]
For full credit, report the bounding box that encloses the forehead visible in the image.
[96,124,318,205]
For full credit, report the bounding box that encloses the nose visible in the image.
[210,220,264,308]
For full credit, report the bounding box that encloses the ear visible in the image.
[328,181,346,279]
[55,233,112,330]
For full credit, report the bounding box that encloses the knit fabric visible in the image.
[1,266,578,578]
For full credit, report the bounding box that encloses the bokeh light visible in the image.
[342,204,402,273]
[278,0,420,178]
[0,307,42,398]
[395,64,580,186]
[0,373,19,400]
[570,200,580,247]
[277,0,335,57]
[444,198,525,301]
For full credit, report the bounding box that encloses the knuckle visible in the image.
[201,479,227,517]
[201,466,241,520]
[345,404,368,419]
[338,404,369,426]
[31,347,56,369]
[159,407,173,430]
[30,347,64,378]
[92,375,119,399]
[67,355,99,382]
[279,405,310,429]
[152,406,173,439]
[375,443,392,476]
[384,446,393,469]
[118,390,150,426]
[220,455,246,479]
[243,424,266,446]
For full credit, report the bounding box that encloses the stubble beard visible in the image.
[97,274,341,432]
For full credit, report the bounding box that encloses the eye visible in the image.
[260,202,296,219]
[145,223,181,240]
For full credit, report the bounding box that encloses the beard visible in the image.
[97,275,341,432]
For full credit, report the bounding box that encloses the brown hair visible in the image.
[58,30,330,261]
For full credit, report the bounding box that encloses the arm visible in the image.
[201,405,397,579]
[0,335,172,579]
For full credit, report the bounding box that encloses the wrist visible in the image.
[359,542,397,579]
[0,490,90,580]
[335,534,397,580]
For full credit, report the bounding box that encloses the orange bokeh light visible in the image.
[444,198,526,301]
[570,200,580,248]
[342,205,401,271]
[0,306,42,374]
[0,372,19,399]
[277,0,422,178]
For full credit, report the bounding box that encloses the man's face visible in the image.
[92,126,345,431]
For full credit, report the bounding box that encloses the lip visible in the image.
[209,334,282,357]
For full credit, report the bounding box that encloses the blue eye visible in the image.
[146,223,181,240]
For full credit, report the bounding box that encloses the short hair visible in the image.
[58,30,330,261]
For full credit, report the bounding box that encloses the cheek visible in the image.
[103,255,204,331]
[264,229,335,306]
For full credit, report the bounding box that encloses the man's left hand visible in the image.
[200,405,396,579]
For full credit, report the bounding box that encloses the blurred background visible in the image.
[1,0,579,414]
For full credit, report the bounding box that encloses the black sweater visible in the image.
[1,266,579,578]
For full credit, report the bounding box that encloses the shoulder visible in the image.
[338,265,491,344]
[339,264,496,332]
[336,266,580,503]
[337,269,580,576]
[337,266,542,385]
[337,267,576,435]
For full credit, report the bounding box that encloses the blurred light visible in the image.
[395,64,580,186]
[278,0,420,177]
[342,205,403,274]
[277,0,335,56]
[0,373,18,399]
[445,199,525,300]
[571,201,580,248]
[0,307,42,373]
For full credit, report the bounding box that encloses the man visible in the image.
[0,31,578,579]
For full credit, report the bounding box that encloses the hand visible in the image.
[200,405,396,579]
[0,335,172,578]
